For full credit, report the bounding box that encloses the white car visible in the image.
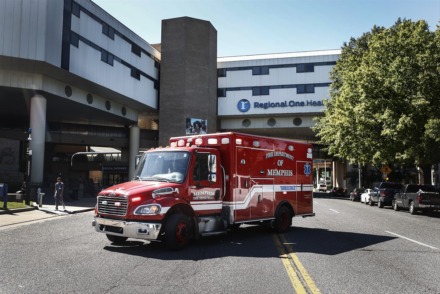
[318,184,327,192]
[360,189,374,204]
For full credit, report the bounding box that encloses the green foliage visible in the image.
[314,19,440,174]
[0,201,29,210]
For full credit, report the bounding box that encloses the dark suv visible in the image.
[370,182,403,208]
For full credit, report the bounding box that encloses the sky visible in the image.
[92,0,440,57]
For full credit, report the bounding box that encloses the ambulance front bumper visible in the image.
[92,217,162,240]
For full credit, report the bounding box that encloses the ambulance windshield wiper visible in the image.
[149,176,170,182]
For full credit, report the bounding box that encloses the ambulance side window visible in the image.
[193,153,209,182]
[208,154,217,183]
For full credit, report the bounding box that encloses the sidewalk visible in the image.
[0,197,96,228]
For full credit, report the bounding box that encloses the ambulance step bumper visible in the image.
[93,217,162,240]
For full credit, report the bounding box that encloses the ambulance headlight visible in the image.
[134,204,162,215]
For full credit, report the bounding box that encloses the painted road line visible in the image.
[273,234,321,294]
[386,231,438,250]
[329,209,339,214]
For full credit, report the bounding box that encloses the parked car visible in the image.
[393,184,440,214]
[349,188,362,201]
[318,183,327,192]
[330,187,347,197]
[360,189,374,204]
[370,182,403,208]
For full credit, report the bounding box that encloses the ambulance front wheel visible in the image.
[273,206,292,233]
[165,213,191,250]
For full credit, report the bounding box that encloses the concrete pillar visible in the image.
[128,125,140,180]
[159,17,218,146]
[29,95,46,185]
[333,160,346,188]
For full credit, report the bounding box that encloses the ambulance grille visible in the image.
[97,196,128,216]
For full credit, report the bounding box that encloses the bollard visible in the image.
[1,183,8,209]
[38,193,45,208]
[36,187,41,205]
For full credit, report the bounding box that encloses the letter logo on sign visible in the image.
[237,99,251,113]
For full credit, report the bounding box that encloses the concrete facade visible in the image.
[217,51,339,141]
[0,0,346,194]
[0,0,160,194]
[158,17,218,146]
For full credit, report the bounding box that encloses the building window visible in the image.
[101,50,114,66]
[252,86,269,96]
[102,23,115,40]
[267,118,276,127]
[131,68,140,80]
[72,2,80,17]
[70,32,79,47]
[218,68,227,77]
[297,84,314,94]
[132,44,141,57]
[87,94,93,104]
[293,118,302,126]
[296,63,314,73]
[65,86,72,97]
[252,66,269,75]
[217,88,226,97]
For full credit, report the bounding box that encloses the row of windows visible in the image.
[70,31,159,89]
[71,0,159,63]
[240,117,303,128]
[217,61,335,77]
[252,64,313,76]
[217,83,329,97]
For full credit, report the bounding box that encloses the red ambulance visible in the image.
[93,132,314,249]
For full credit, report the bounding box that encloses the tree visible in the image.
[314,19,440,184]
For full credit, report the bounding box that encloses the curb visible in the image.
[0,206,37,215]
[37,207,95,215]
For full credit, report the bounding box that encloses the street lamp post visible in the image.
[24,128,32,205]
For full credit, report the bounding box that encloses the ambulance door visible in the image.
[248,147,274,220]
[234,147,251,221]
[189,151,223,216]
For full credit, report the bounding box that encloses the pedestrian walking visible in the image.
[54,176,65,211]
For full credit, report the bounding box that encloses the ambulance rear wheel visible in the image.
[274,206,292,233]
[106,234,128,245]
[165,214,191,250]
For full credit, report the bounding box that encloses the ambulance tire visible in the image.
[165,213,191,250]
[273,206,292,233]
[106,234,128,245]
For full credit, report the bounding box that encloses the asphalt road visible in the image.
[1,197,439,293]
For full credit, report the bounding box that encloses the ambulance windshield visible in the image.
[133,151,190,183]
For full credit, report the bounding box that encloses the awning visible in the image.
[89,146,120,153]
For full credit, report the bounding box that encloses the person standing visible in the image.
[54,176,65,211]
